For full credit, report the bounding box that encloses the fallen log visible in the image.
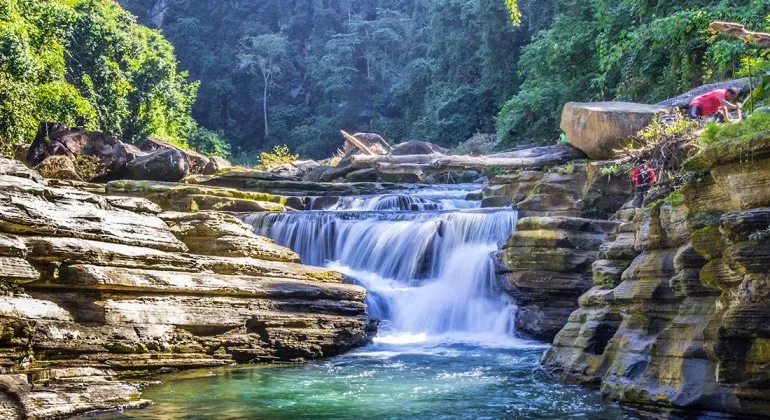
[341,130,375,155]
[430,154,572,170]
[351,153,443,165]
[350,143,585,174]
[710,21,770,48]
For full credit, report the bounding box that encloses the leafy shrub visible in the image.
[666,190,685,207]
[34,82,97,129]
[700,111,770,146]
[256,145,298,171]
[187,126,231,158]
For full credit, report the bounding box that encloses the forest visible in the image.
[2,0,770,160]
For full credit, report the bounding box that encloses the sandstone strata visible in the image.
[0,157,375,418]
[541,134,770,417]
[497,217,618,340]
[482,162,631,218]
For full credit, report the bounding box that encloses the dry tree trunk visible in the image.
[710,21,770,47]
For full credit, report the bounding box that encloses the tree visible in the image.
[238,34,288,139]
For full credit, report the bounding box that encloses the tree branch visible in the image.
[710,21,770,48]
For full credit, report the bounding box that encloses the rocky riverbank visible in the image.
[0,157,376,418]
[511,133,770,417]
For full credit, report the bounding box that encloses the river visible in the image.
[88,185,634,419]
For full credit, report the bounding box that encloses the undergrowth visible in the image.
[256,145,298,171]
[700,110,770,146]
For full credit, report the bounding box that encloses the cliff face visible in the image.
[0,158,375,418]
[491,162,632,340]
[541,134,770,416]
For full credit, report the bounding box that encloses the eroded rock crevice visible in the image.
[536,135,770,417]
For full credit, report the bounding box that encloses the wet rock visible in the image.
[560,102,666,160]
[497,216,618,340]
[0,370,150,419]
[482,162,632,219]
[542,136,770,417]
[126,148,190,182]
[0,158,376,417]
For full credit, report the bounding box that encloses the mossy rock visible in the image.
[683,131,770,172]
[690,226,728,261]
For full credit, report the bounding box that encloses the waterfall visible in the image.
[243,187,518,338]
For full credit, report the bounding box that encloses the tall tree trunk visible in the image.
[263,74,269,138]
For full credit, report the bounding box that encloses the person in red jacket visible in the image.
[632,162,657,207]
[688,88,741,121]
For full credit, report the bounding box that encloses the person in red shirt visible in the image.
[632,162,657,208]
[688,88,741,121]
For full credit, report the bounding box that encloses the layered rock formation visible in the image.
[482,162,632,219]
[541,134,770,417]
[496,217,619,340]
[0,157,375,418]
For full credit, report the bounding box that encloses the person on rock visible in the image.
[687,87,742,122]
[632,162,657,208]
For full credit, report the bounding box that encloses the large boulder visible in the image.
[391,140,448,156]
[561,102,666,160]
[343,133,391,155]
[125,148,189,182]
[454,133,498,156]
[26,122,133,178]
[34,155,81,181]
[269,160,319,180]
[202,156,232,175]
[140,138,209,174]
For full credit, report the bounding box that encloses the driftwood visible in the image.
[351,143,586,178]
[341,130,375,155]
[710,21,770,48]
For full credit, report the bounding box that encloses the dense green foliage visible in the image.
[497,0,770,145]
[0,0,226,157]
[120,0,549,159]
[4,0,769,160]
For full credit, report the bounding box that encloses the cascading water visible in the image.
[243,185,518,338]
[100,185,630,419]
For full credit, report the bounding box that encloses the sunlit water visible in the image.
[85,186,633,419]
[92,336,631,419]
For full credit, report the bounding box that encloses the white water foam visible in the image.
[243,188,521,344]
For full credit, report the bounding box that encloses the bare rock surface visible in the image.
[561,102,666,160]
[139,138,210,175]
[105,179,287,212]
[0,157,375,418]
[482,161,632,219]
[126,148,190,182]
